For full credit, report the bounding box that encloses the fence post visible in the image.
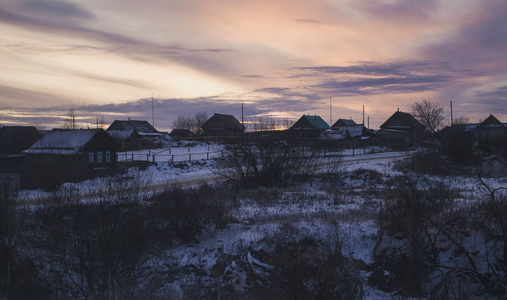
[147,154,149,161]
[132,153,134,161]
[152,155,155,163]
[171,155,174,163]
[207,152,209,160]
[189,153,192,162]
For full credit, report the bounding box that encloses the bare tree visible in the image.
[173,112,208,135]
[411,98,446,145]
[411,98,446,133]
[453,116,470,125]
[194,111,208,135]
[250,116,278,132]
[97,116,107,129]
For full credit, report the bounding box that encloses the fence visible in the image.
[117,146,222,163]
[117,144,382,164]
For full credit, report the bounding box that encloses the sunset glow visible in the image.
[1,0,506,131]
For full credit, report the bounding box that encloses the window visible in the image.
[105,151,111,163]
[97,151,103,163]
[88,151,94,163]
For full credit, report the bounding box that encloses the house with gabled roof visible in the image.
[22,129,119,189]
[332,119,357,127]
[106,119,162,150]
[375,111,425,148]
[107,119,158,134]
[202,113,245,137]
[440,114,506,143]
[289,115,330,140]
[25,129,118,165]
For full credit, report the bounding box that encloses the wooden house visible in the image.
[320,120,371,148]
[332,119,357,127]
[289,115,330,140]
[376,111,425,148]
[106,119,161,150]
[440,114,506,144]
[23,129,118,188]
[202,113,245,137]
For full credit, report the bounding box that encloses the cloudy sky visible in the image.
[1,0,506,131]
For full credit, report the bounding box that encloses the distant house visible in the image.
[320,120,371,148]
[0,126,41,155]
[106,119,161,150]
[289,115,330,140]
[170,129,194,139]
[376,111,425,148]
[332,119,357,127]
[440,114,506,143]
[23,129,118,188]
[107,119,159,134]
[202,113,245,137]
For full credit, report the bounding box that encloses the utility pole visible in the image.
[450,101,454,125]
[362,105,365,125]
[151,93,155,127]
[329,97,332,126]
[241,103,244,127]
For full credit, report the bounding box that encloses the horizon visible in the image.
[1,0,507,131]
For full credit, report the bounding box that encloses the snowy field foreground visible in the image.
[11,145,507,299]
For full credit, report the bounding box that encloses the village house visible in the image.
[202,113,245,137]
[440,114,506,144]
[289,115,330,140]
[320,119,372,148]
[106,119,161,150]
[375,111,425,148]
[22,129,118,189]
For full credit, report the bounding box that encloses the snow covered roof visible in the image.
[24,129,109,155]
[107,130,137,140]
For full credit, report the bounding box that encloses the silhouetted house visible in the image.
[375,111,425,148]
[22,129,118,188]
[106,119,161,150]
[289,115,330,140]
[170,129,194,139]
[0,126,41,155]
[202,113,245,137]
[440,114,506,144]
[332,119,357,127]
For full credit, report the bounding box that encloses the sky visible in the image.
[1,0,506,132]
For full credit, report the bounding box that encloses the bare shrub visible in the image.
[372,176,461,297]
[215,137,322,188]
[149,184,232,244]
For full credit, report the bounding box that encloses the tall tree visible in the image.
[411,98,446,145]
[411,98,445,134]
